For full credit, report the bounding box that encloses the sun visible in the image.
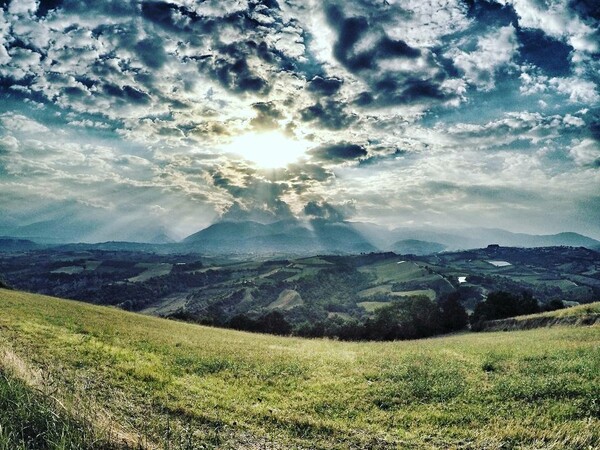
[223,131,311,169]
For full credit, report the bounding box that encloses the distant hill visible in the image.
[3,218,599,255]
[462,229,600,249]
[0,237,42,252]
[54,241,167,253]
[4,217,174,245]
[179,221,600,256]
[390,239,446,255]
[349,223,600,251]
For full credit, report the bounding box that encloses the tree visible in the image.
[438,292,468,332]
[258,311,292,335]
[365,296,443,341]
[471,291,540,327]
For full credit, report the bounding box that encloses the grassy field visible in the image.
[357,301,389,312]
[128,263,173,283]
[0,370,126,450]
[518,302,600,319]
[0,288,599,449]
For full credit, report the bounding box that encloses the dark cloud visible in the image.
[210,166,295,222]
[60,0,136,16]
[310,143,367,162]
[199,42,271,94]
[304,201,348,222]
[140,1,194,32]
[102,84,151,105]
[286,163,334,184]
[374,77,447,106]
[300,100,356,130]
[221,198,293,223]
[322,3,455,107]
[250,101,283,130]
[135,37,168,69]
[326,5,420,73]
[307,76,343,96]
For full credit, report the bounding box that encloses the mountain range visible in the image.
[181,220,600,255]
[2,219,599,255]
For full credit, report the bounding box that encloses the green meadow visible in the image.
[0,288,599,449]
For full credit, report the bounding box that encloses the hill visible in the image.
[1,246,599,332]
[1,288,598,449]
[480,302,600,332]
[390,239,446,255]
[351,223,600,252]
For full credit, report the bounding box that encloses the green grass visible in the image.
[0,370,127,449]
[513,302,600,321]
[357,284,393,298]
[357,301,389,312]
[128,263,173,282]
[1,288,599,449]
[390,289,437,300]
[359,261,425,284]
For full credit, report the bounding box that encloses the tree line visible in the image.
[178,290,563,342]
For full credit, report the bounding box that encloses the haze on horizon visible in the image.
[0,0,599,243]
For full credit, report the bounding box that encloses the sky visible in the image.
[0,0,599,242]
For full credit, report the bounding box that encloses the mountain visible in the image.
[182,219,376,255]
[4,217,175,245]
[349,223,600,251]
[182,220,599,256]
[0,237,43,252]
[454,228,600,249]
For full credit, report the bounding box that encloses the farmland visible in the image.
[1,246,598,334]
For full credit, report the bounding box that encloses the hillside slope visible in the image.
[481,302,600,332]
[1,288,599,449]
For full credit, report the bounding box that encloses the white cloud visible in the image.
[448,25,519,91]
[7,0,38,16]
[0,113,49,133]
[570,139,600,166]
[502,0,598,53]
[551,77,599,103]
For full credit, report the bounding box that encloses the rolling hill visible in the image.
[1,288,598,449]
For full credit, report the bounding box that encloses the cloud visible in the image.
[319,1,457,107]
[250,101,283,130]
[135,36,168,69]
[307,76,343,96]
[303,200,354,222]
[300,100,357,130]
[309,142,367,162]
[448,25,519,91]
[570,139,600,167]
[0,0,599,239]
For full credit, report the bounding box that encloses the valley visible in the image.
[1,245,598,339]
